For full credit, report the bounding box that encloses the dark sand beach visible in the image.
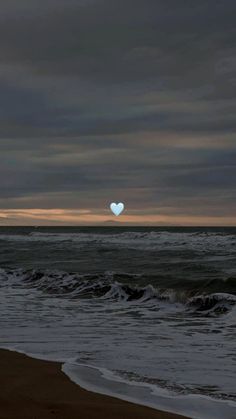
[0,349,190,419]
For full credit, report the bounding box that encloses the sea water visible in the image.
[0,227,235,419]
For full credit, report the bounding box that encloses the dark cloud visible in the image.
[0,0,235,221]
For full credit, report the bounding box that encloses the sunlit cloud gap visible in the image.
[0,209,235,226]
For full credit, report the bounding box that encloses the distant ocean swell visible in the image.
[0,229,236,251]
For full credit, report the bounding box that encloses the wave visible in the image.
[0,230,236,252]
[1,268,235,315]
[187,293,236,314]
[105,283,236,314]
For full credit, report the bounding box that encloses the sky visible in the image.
[0,0,236,225]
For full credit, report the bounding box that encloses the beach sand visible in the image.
[0,349,190,419]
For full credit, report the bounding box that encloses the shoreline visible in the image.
[0,348,190,419]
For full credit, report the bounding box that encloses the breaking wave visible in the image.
[1,268,235,315]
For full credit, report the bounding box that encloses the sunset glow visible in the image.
[0,209,236,226]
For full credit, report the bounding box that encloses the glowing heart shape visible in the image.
[110,202,124,216]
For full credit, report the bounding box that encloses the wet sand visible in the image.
[0,349,190,419]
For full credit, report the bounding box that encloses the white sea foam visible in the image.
[62,362,236,419]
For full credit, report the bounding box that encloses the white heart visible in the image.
[110,202,124,216]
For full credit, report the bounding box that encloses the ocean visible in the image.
[0,227,235,419]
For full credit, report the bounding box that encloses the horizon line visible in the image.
[0,225,235,228]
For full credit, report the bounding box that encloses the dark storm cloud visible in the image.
[0,0,235,219]
[0,0,235,85]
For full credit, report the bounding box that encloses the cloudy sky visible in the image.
[0,0,236,225]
